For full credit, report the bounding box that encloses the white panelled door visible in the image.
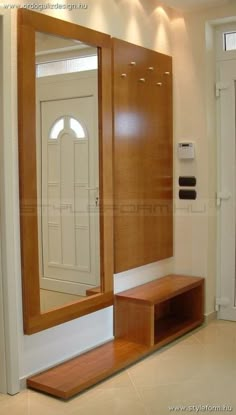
[217,59,236,321]
[38,73,100,296]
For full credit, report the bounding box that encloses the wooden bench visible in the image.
[27,274,204,399]
[115,274,204,346]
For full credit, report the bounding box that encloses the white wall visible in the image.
[4,0,176,384]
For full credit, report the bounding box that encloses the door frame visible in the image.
[0,224,7,394]
[0,9,20,394]
[0,14,7,395]
[215,22,236,319]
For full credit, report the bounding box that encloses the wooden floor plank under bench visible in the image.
[27,339,149,399]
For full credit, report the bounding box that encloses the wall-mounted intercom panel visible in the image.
[178,142,195,160]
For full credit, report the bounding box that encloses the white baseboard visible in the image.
[204,311,217,324]
[20,378,26,390]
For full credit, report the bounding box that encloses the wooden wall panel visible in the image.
[113,39,173,273]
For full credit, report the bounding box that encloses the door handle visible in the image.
[216,191,231,207]
[85,186,99,191]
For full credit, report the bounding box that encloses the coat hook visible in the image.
[156,82,162,86]
[148,66,154,71]
[139,78,146,83]
[164,71,170,75]
[130,61,136,66]
[121,73,127,78]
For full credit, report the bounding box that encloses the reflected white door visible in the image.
[218,59,236,320]
[39,81,100,296]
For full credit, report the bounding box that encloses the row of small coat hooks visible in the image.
[120,61,171,86]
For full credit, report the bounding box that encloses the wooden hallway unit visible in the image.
[27,275,204,399]
[113,38,173,273]
[115,274,204,346]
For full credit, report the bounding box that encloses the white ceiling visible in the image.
[159,0,231,12]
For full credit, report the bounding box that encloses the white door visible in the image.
[217,59,236,320]
[37,73,100,297]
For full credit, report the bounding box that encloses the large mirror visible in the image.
[36,33,100,312]
[18,9,113,334]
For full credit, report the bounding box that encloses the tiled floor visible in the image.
[1,319,236,414]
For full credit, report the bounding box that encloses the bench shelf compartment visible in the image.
[115,275,204,346]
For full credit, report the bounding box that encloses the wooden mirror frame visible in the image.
[18,9,113,334]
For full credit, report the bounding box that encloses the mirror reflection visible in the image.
[35,32,100,313]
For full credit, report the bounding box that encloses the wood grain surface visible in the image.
[113,38,173,273]
[27,275,204,399]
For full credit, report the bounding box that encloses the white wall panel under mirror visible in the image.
[35,32,100,313]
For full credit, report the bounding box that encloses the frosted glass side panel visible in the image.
[224,32,236,51]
